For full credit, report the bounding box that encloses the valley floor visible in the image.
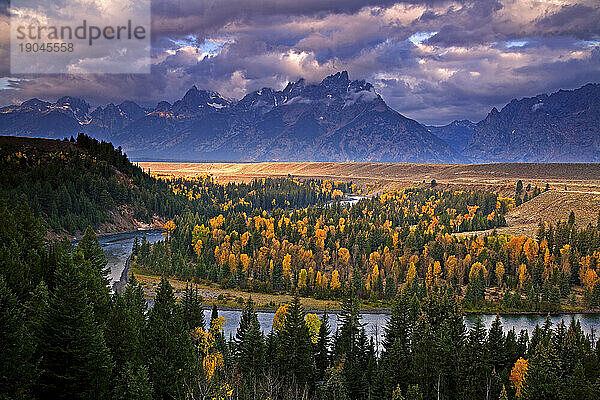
[131,265,593,315]
[139,161,600,236]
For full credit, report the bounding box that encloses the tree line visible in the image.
[3,202,600,399]
[136,184,600,311]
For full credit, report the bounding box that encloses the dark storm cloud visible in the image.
[1,0,599,125]
[534,4,600,40]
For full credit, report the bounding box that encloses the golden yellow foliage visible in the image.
[194,239,203,257]
[191,316,227,380]
[305,313,322,344]
[273,304,289,332]
[240,254,251,272]
[162,220,176,240]
[445,255,458,281]
[433,261,442,283]
[523,238,539,264]
[331,269,341,290]
[298,268,308,289]
[315,271,323,289]
[338,247,351,265]
[495,261,505,288]
[510,358,528,397]
[321,273,328,289]
[209,214,225,229]
[406,262,417,287]
[283,254,292,279]
[518,264,528,289]
[192,224,210,246]
[469,262,487,281]
[583,268,598,291]
[371,263,380,288]
[228,253,238,274]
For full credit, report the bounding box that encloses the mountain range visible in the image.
[1,72,598,162]
[464,83,600,162]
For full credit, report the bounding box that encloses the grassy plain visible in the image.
[139,161,600,237]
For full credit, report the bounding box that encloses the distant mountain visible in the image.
[0,97,150,141]
[464,84,600,162]
[427,120,475,153]
[2,75,599,162]
[0,71,458,162]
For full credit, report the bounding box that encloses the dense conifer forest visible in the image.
[2,203,600,399]
[3,137,600,399]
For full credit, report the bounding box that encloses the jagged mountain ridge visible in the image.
[1,74,598,162]
[0,71,458,162]
[464,83,600,162]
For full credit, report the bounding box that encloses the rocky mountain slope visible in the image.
[426,120,475,153]
[464,84,600,162]
[0,72,458,162]
[2,75,598,162]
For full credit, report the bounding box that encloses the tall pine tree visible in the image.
[146,277,193,399]
[39,253,113,399]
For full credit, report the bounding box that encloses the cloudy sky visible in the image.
[1,0,599,125]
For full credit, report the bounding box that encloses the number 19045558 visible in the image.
[19,42,74,52]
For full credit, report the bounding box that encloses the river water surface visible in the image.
[97,230,164,284]
[98,231,600,347]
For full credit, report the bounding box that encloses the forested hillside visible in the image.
[0,135,343,235]
[2,203,600,399]
[0,134,185,234]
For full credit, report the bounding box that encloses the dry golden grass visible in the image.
[455,190,600,238]
[138,161,600,195]
[138,161,600,236]
[133,271,342,311]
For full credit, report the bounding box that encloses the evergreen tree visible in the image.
[315,311,331,381]
[352,265,364,298]
[182,282,205,330]
[385,276,396,299]
[105,274,150,400]
[487,315,506,398]
[273,261,284,291]
[564,361,596,400]
[381,291,416,396]
[75,226,111,325]
[277,294,315,391]
[318,366,350,400]
[568,211,575,226]
[39,253,113,399]
[0,203,46,300]
[461,316,490,399]
[211,303,219,323]
[146,277,193,399]
[132,236,140,257]
[412,290,465,399]
[113,363,153,400]
[0,276,36,398]
[334,295,369,399]
[465,269,485,305]
[522,342,562,400]
[234,298,265,391]
[22,280,50,398]
[516,180,523,195]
